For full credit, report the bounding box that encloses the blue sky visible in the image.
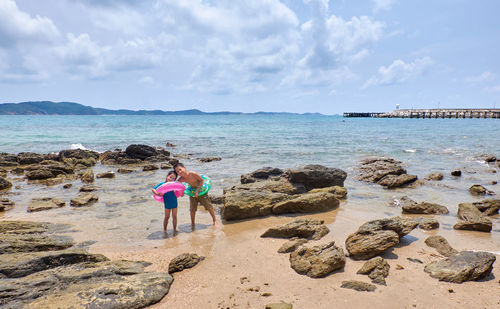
[1,0,499,114]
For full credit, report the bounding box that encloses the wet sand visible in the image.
[2,160,500,308]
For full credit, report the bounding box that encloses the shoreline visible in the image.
[1,145,499,308]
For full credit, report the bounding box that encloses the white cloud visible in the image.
[466,71,496,84]
[372,0,398,13]
[362,56,433,89]
[0,0,60,48]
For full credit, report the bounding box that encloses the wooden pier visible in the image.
[344,109,500,119]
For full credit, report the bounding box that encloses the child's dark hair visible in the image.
[173,162,184,170]
[167,170,177,178]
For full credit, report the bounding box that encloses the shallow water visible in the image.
[1,115,499,254]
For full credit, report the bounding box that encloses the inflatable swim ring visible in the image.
[153,181,185,202]
[184,174,212,197]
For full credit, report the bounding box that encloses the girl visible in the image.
[152,170,179,234]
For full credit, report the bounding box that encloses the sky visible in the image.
[1,0,499,114]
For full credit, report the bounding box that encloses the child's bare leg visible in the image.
[208,207,217,226]
[164,209,171,232]
[172,208,178,233]
[190,210,196,230]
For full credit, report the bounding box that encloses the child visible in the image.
[152,170,179,234]
[173,162,217,228]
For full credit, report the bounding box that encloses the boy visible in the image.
[173,162,217,228]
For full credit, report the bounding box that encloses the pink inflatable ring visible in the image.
[153,181,185,202]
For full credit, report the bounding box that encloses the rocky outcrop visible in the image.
[0,176,12,190]
[59,149,99,160]
[424,236,458,257]
[357,157,417,189]
[96,171,115,179]
[345,217,418,260]
[27,197,65,212]
[126,144,166,160]
[469,184,494,196]
[308,186,347,199]
[16,152,45,165]
[240,167,284,184]
[453,203,492,232]
[80,169,94,183]
[424,251,495,283]
[277,238,308,254]
[261,219,329,240]
[340,280,376,292]
[0,198,15,211]
[289,241,345,278]
[462,199,500,216]
[356,256,390,285]
[271,192,339,215]
[25,168,55,180]
[70,193,98,207]
[0,221,173,308]
[222,190,291,220]
[419,218,439,230]
[199,156,221,163]
[168,253,205,274]
[284,165,347,190]
[400,197,449,214]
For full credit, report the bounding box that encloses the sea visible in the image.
[1,115,499,254]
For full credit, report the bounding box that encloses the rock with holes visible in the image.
[424,251,495,283]
[168,253,205,274]
[261,219,329,240]
[289,241,345,278]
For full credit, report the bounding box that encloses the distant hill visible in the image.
[0,101,323,116]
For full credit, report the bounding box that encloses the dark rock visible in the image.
[340,280,376,292]
[277,238,308,253]
[160,163,173,170]
[25,169,54,180]
[308,186,347,199]
[16,152,44,165]
[427,172,444,181]
[70,193,98,207]
[210,195,223,205]
[168,253,205,274]
[10,167,25,175]
[453,203,492,232]
[345,217,418,260]
[469,184,493,196]
[477,153,497,163]
[96,171,115,179]
[284,165,347,190]
[59,149,99,160]
[357,157,417,188]
[0,198,15,211]
[166,142,176,147]
[143,164,159,171]
[271,192,339,215]
[424,251,496,283]
[117,157,143,165]
[402,200,449,215]
[62,183,72,189]
[265,303,293,309]
[27,198,65,212]
[407,257,423,264]
[80,169,94,183]
[0,152,18,162]
[0,176,13,190]
[356,256,390,285]
[227,179,305,195]
[261,219,329,240]
[289,241,345,278]
[451,169,462,177]
[240,167,284,184]
[199,156,221,163]
[125,144,158,160]
[463,199,500,216]
[419,218,439,230]
[79,185,99,192]
[425,236,458,257]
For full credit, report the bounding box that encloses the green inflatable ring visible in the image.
[184,174,212,197]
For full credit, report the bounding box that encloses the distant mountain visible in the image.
[0,101,323,116]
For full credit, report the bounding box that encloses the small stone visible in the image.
[79,185,99,192]
[356,256,390,285]
[96,171,115,179]
[265,303,292,309]
[240,277,249,284]
[427,173,444,181]
[160,163,173,169]
[261,292,272,297]
[117,168,135,174]
[70,193,98,207]
[395,264,404,270]
[425,235,458,257]
[80,170,94,183]
[340,280,376,292]
[419,218,439,230]
[62,183,72,189]
[450,169,461,177]
[448,289,454,293]
[407,258,423,264]
[168,253,205,274]
[142,164,159,171]
[199,156,222,163]
[277,238,308,253]
[469,184,493,196]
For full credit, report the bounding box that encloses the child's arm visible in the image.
[191,172,204,197]
[152,189,163,196]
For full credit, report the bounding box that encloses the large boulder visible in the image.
[289,241,345,278]
[59,149,99,160]
[357,157,417,188]
[261,219,329,240]
[0,176,12,190]
[453,203,492,232]
[345,217,418,260]
[424,251,495,283]
[271,192,339,215]
[241,167,284,184]
[16,152,44,165]
[25,169,55,180]
[27,198,65,213]
[222,191,291,220]
[227,179,306,195]
[461,199,500,216]
[168,253,204,274]
[284,165,347,190]
[424,235,458,257]
[125,144,158,160]
[0,232,74,254]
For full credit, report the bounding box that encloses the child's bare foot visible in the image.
[191,224,195,231]
[173,230,178,236]
[213,221,218,226]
